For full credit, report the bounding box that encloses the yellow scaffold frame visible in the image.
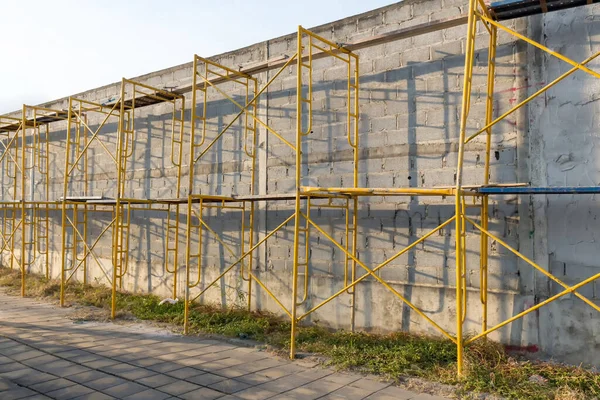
[0,108,60,296]
[60,79,186,319]
[0,115,23,282]
[182,27,470,359]
[61,97,121,307]
[184,55,266,332]
[454,0,600,374]
[182,32,363,335]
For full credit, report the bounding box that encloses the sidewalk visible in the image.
[0,289,448,399]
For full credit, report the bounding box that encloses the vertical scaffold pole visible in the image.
[184,195,193,335]
[82,111,89,285]
[60,99,74,307]
[111,81,126,319]
[20,105,27,297]
[349,54,359,331]
[456,0,478,376]
[185,56,199,335]
[290,26,304,360]
[481,25,497,334]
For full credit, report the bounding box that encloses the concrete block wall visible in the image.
[524,5,600,363]
[1,0,599,366]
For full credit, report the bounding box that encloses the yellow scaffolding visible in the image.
[184,55,264,331]
[60,79,185,318]
[183,15,600,377]
[60,97,120,305]
[0,2,597,379]
[0,108,62,295]
[182,27,466,359]
[0,116,22,279]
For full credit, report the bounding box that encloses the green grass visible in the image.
[1,266,598,399]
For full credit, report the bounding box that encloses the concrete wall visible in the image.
[524,6,600,364]
[1,0,599,366]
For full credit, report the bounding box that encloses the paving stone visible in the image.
[410,395,448,400]
[371,386,422,399]
[113,352,151,362]
[82,359,120,369]
[208,378,252,394]
[291,378,347,398]
[72,393,115,400]
[0,368,39,381]
[325,386,377,399]
[129,357,165,368]
[54,350,91,360]
[69,354,102,364]
[1,387,38,400]
[156,352,187,362]
[29,377,78,393]
[122,389,172,400]
[197,361,230,371]
[21,355,61,368]
[98,362,134,374]
[0,355,14,365]
[175,357,207,367]
[235,386,279,400]
[214,366,251,378]
[36,359,77,374]
[101,381,147,398]
[269,395,302,400]
[156,380,203,396]
[235,371,276,385]
[68,370,113,384]
[257,374,318,394]
[255,364,304,380]
[280,385,332,400]
[186,372,226,386]
[296,368,335,381]
[0,345,30,357]
[348,377,391,392]
[136,373,177,388]
[178,387,224,400]
[0,362,28,374]
[322,373,362,385]
[11,371,57,386]
[9,350,46,362]
[51,364,92,378]
[165,366,203,379]
[0,377,18,391]
[0,341,18,350]
[146,361,186,374]
[47,384,95,399]
[117,367,157,380]
[85,375,129,391]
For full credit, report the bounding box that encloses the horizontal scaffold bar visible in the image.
[0,109,69,133]
[476,186,600,194]
[301,186,480,196]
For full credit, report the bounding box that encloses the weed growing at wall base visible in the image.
[0,266,598,400]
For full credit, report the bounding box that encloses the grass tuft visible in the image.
[1,266,598,399]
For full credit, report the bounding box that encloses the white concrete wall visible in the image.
[524,7,600,364]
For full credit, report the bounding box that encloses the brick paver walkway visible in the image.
[0,290,447,400]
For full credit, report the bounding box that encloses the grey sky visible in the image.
[0,0,394,114]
